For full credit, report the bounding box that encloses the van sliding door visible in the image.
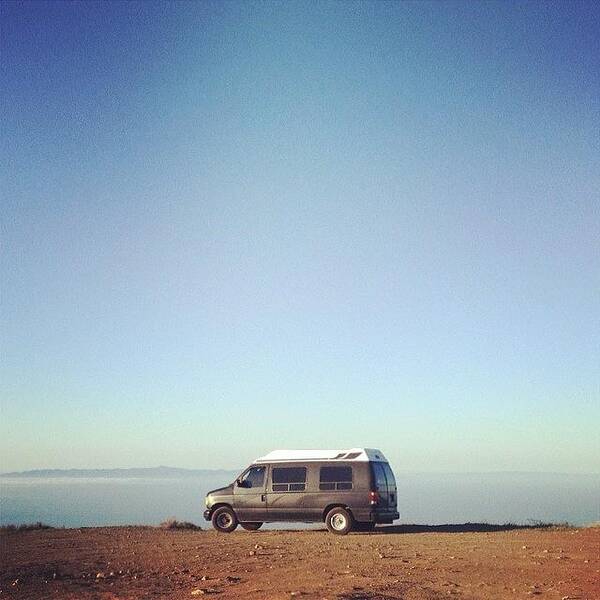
[266,465,311,521]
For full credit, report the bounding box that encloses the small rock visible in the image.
[96,572,106,579]
[249,550,255,556]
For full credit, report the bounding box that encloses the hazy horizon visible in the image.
[2,465,600,477]
[2,1,599,475]
[2,470,598,528]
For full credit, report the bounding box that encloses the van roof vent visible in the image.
[254,448,388,463]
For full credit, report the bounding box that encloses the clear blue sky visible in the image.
[1,1,598,473]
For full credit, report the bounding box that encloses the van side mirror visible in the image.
[237,479,251,488]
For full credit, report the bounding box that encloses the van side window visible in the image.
[319,466,353,491]
[343,452,361,460]
[240,466,266,489]
[272,467,306,492]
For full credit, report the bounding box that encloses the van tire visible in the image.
[240,522,263,531]
[212,506,238,533]
[325,507,353,535]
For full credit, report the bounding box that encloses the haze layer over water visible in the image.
[1,472,597,528]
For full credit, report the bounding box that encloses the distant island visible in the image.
[0,466,240,479]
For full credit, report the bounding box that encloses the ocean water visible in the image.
[1,472,598,528]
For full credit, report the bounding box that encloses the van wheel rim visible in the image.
[217,513,232,528]
[331,514,347,530]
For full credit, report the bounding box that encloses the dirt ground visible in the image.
[1,525,598,600]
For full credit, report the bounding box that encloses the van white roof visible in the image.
[254,448,388,463]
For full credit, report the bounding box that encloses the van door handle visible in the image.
[261,494,266,502]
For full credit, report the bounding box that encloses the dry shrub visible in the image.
[1,522,54,533]
[159,518,202,531]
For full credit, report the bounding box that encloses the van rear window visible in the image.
[319,466,353,491]
[372,463,387,491]
[383,463,396,490]
[272,467,306,492]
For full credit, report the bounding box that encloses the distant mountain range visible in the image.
[0,466,240,478]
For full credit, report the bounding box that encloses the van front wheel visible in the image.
[325,507,353,535]
[240,522,262,531]
[212,506,238,533]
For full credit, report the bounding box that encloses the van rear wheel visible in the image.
[240,522,262,531]
[325,507,353,535]
[211,506,238,533]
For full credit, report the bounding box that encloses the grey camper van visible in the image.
[203,448,399,535]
